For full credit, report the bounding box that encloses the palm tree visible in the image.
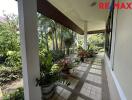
[63,28,74,55]
[38,14,50,51]
[54,23,58,50]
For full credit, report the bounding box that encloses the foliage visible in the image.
[5,51,21,67]
[78,50,88,58]
[39,50,53,73]
[63,29,74,55]
[88,44,99,52]
[0,14,22,86]
[77,47,96,59]
[77,46,83,51]
[38,13,51,51]
[37,49,72,86]
[76,33,105,53]
[57,58,74,69]
[0,66,22,86]
[76,35,84,47]
[36,71,61,86]
[57,58,75,74]
[37,51,62,86]
[88,34,105,52]
[0,14,20,57]
[50,50,65,62]
[73,58,80,65]
[51,64,61,73]
[3,87,24,100]
[88,34,104,45]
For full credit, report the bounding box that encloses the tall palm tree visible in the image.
[63,28,74,55]
[54,23,58,50]
[38,14,50,51]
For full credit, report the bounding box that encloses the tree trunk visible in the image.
[52,32,55,50]
[60,35,63,51]
[54,30,58,50]
[60,27,63,51]
[63,42,66,54]
[66,47,70,55]
[46,34,49,51]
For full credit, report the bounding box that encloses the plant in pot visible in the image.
[57,58,75,76]
[36,51,69,99]
[78,50,88,62]
[87,50,96,58]
[36,51,60,99]
[87,44,98,58]
[73,58,80,66]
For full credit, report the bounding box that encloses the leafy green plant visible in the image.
[0,66,22,86]
[50,50,65,62]
[57,58,75,74]
[37,51,60,86]
[5,51,21,67]
[37,51,69,87]
[88,34,105,53]
[0,14,20,57]
[39,51,53,73]
[3,87,24,100]
[0,14,22,86]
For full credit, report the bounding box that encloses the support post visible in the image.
[83,21,88,50]
[18,0,41,100]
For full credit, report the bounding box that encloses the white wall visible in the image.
[113,1,132,99]
[105,55,121,100]
[105,0,132,100]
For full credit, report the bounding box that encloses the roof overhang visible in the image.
[88,29,105,34]
[37,0,109,35]
[37,0,84,34]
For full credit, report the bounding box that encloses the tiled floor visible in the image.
[86,74,102,84]
[51,56,110,100]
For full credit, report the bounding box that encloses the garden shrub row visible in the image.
[3,87,24,100]
[0,66,22,86]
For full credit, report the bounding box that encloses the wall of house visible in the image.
[105,0,132,100]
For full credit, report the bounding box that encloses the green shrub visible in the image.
[88,44,100,53]
[50,50,65,62]
[5,51,21,67]
[0,66,22,86]
[39,51,53,73]
[3,87,24,100]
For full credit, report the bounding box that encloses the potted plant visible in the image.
[36,51,69,99]
[36,51,61,99]
[78,50,88,62]
[57,58,74,75]
[88,50,95,58]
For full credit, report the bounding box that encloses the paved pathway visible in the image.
[51,56,110,100]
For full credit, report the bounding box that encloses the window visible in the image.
[105,0,114,58]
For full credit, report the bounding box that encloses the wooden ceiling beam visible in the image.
[87,29,105,34]
[37,0,84,35]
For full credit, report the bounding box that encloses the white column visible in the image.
[18,0,41,100]
[83,21,88,50]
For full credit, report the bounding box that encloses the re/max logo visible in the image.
[99,0,132,10]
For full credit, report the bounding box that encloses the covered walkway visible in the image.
[51,54,110,100]
[17,0,114,100]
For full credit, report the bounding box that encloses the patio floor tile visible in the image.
[86,73,102,84]
[70,69,84,78]
[76,96,85,100]
[68,77,79,89]
[89,68,102,75]
[80,82,102,100]
[92,65,102,70]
